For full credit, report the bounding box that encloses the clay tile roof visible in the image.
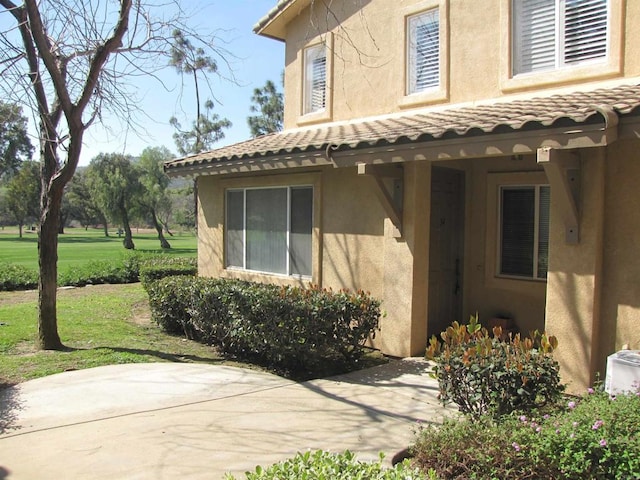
[165,83,640,174]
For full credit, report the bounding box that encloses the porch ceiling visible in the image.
[165,83,640,177]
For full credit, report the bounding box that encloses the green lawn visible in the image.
[0,283,256,387]
[0,227,197,269]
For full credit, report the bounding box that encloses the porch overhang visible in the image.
[164,83,640,179]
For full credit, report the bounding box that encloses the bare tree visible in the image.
[0,0,225,350]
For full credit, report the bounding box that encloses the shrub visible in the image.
[412,386,640,480]
[144,275,195,336]
[425,314,564,419]
[58,259,132,286]
[146,277,381,378]
[0,252,197,290]
[412,416,536,479]
[0,263,38,291]
[224,450,428,480]
[512,387,640,479]
[138,256,197,290]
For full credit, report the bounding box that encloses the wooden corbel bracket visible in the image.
[537,147,580,244]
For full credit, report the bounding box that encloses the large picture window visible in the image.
[226,186,313,277]
[512,0,609,75]
[499,185,550,280]
[407,8,440,95]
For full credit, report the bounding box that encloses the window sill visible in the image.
[222,267,312,286]
[297,109,332,126]
[484,274,548,295]
[501,61,622,93]
[399,87,448,109]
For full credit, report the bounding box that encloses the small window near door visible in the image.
[499,185,550,279]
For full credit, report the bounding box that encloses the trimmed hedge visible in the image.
[0,253,196,291]
[146,276,382,377]
[0,263,38,291]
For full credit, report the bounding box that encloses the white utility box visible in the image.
[604,350,640,395]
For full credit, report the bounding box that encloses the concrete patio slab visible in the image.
[0,358,451,479]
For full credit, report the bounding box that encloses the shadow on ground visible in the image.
[0,383,23,435]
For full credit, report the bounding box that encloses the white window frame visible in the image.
[512,0,609,76]
[225,186,313,278]
[497,184,550,281]
[407,8,440,95]
[303,44,327,115]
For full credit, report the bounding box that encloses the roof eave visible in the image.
[165,121,617,178]
[253,0,313,41]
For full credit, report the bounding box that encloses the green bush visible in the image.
[0,262,38,291]
[512,387,640,479]
[412,387,640,480]
[0,253,196,291]
[425,314,564,419]
[58,259,132,286]
[138,256,197,290]
[412,416,532,479]
[225,450,428,480]
[146,277,381,377]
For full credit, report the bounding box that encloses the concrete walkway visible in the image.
[0,358,451,479]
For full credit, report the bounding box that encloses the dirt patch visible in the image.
[0,284,139,307]
[130,300,152,325]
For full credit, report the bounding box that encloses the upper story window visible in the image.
[303,44,327,114]
[512,0,609,76]
[407,8,440,95]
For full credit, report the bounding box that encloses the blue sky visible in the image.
[78,0,284,165]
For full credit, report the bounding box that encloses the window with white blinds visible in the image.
[407,8,440,95]
[513,0,608,75]
[226,186,313,277]
[304,44,327,114]
[499,185,550,280]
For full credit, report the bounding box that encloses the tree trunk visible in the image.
[101,214,109,237]
[18,222,23,238]
[121,207,135,249]
[150,209,171,249]
[38,187,64,350]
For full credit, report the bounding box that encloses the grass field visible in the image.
[0,227,197,269]
[0,283,259,387]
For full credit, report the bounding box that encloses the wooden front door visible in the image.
[428,167,465,338]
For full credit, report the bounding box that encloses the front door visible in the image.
[428,167,464,338]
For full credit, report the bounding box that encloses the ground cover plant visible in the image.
[0,283,235,387]
[225,450,431,480]
[415,316,639,479]
[411,386,640,479]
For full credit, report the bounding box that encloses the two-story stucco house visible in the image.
[165,0,640,392]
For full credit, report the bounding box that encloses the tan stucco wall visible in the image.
[452,155,548,337]
[543,140,640,393]
[281,0,639,128]
[600,139,640,372]
[196,163,431,357]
